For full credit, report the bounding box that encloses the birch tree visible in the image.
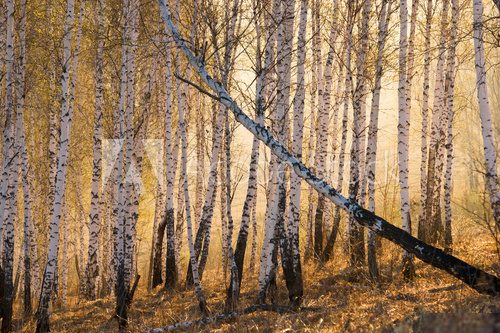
[424,0,449,245]
[347,0,368,268]
[443,0,459,253]
[472,0,500,227]
[36,0,77,330]
[286,0,308,306]
[226,0,266,295]
[418,0,433,241]
[0,0,16,256]
[362,0,392,278]
[1,0,26,328]
[397,0,415,279]
[314,0,339,260]
[84,0,105,300]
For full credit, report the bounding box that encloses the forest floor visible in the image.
[16,227,500,332]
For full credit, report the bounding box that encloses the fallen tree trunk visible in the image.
[157,0,499,297]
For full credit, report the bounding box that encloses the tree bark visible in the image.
[473,0,500,227]
[36,0,77,330]
[84,0,105,300]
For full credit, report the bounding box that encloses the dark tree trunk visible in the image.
[164,208,177,289]
[322,207,341,262]
[24,251,32,316]
[313,196,325,259]
[151,217,167,288]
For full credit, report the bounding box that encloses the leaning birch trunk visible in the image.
[158,0,500,296]
[418,0,433,241]
[362,0,392,279]
[36,0,76,331]
[84,0,105,301]
[443,0,458,253]
[472,0,500,227]
[397,0,415,279]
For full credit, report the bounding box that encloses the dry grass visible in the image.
[15,226,500,332]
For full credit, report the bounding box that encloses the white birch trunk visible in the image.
[36,0,76,330]
[425,0,449,244]
[364,0,392,278]
[1,0,25,325]
[314,0,339,259]
[473,0,500,226]
[286,0,308,303]
[178,61,208,315]
[418,0,433,240]
[397,0,415,278]
[443,0,459,253]
[84,0,105,300]
[0,0,16,254]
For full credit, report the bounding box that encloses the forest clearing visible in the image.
[0,0,499,332]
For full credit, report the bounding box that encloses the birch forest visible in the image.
[0,0,499,332]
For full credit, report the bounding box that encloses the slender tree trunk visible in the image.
[285,0,308,307]
[304,1,318,261]
[418,0,433,241]
[1,0,22,327]
[312,0,325,259]
[84,0,105,301]
[443,0,458,253]
[347,0,367,268]
[257,0,285,304]
[322,24,351,263]
[178,47,208,314]
[398,0,415,279]
[36,0,76,330]
[424,0,449,245]
[361,0,392,279]
[112,0,132,329]
[473,0,500,226]
[0,0,16,257]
